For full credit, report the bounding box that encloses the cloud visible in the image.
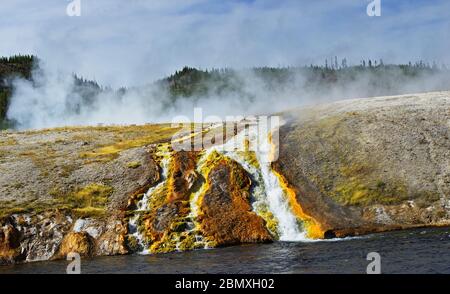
[0,0,449,87]
[2,0,450,130]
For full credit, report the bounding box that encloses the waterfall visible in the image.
[211,124,309,241]
[127,145,171,254]
[127,122,309,256]
[184,151,211,249]
[256,155,308,241]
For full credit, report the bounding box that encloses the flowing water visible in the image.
[257,161,307,241]
[210,123,307,241]
[12,124,445,274]
[2,227,449,274]
[126,124,290,254]
[128,122,309,251]
[127,146,171,254]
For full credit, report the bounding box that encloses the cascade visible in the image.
[127,145,171,254]
[210,124,309,241]
[127,122,310,256]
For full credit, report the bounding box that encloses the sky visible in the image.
[1,0,449,87]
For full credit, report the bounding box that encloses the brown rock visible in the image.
[0,223,22,264]
[95,218,129,256]
[57,232,93,258]
[198,159,272,246]
[167,151,198,202]
[139,151,197,247]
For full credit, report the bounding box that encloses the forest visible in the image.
[1,54,449,129]
[0,55,34,129]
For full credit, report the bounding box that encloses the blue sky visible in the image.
[0,0,449,87]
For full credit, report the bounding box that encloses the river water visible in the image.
[1,227,449,274]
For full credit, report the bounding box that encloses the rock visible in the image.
[73,218,103,239]
[95,218,128,256]
[1,211,129,264]
[13,211,72,262]
[57,232,93,258]
[0,223,22,264]
[153,203,180,232]
[198,159,272,246]
[166,151,198,202]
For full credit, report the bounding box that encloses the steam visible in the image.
[6,60,450,130]
[2,1,450,130]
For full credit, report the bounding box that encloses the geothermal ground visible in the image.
[1,91,449,265]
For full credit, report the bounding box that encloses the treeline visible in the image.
[160,67,244,99]
[0,55,104,129]
[158,59,448,101]
[1,54,450,129]
[0,55,35,129]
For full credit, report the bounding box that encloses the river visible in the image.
[1,227,449,274]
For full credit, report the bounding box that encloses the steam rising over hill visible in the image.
[2,56,450,130]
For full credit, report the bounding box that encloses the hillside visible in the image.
[1,91,449,264]
[275,91,450,237]
[159,63,447,100]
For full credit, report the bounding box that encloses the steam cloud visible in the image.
[2,1,450,129]
[6,60,450,130]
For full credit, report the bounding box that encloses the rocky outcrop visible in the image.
[166,151,198,202]
[131,150,200,253]
[57,232,93,258]
[129,150,273,254]
[0,223,22,264]
[0,212,130,264]
[1,211,72,263]
[198,159,272,246]
[69,216,129,256]
[0,124,173,264]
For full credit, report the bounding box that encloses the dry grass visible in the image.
[79,124,181,163]
[126,161,142,169]
[0,137,17,146]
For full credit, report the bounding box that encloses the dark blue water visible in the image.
[1,227,450,274]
